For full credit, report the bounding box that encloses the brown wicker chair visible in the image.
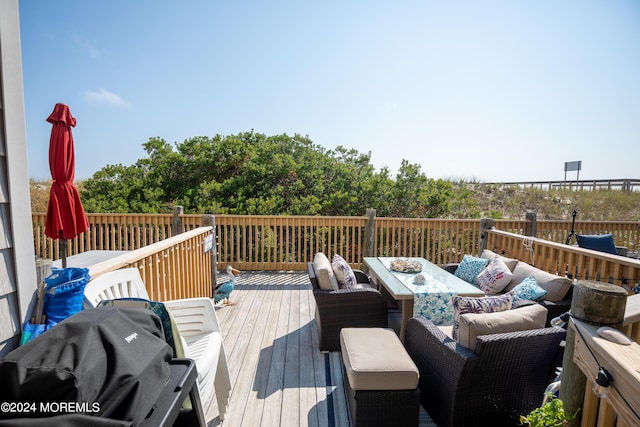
[307,262,388,351]
[404,316,566,427]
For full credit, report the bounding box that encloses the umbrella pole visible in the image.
[61,238,68,268]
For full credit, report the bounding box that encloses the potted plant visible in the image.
[520,394,578,427]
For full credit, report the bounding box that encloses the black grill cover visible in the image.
[0,307,172,425]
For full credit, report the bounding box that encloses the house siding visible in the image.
[0,0,38,357]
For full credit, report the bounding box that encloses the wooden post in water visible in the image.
[478,218,495,256]
[202,214,217,292]
[559,280,628,427]
[172,205,183,236]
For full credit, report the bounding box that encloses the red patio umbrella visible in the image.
[44,103,89,267]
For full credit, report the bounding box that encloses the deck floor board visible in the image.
[206,271,435,426]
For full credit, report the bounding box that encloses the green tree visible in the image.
[386,160,454,218]
[80,131,457,218]
[81,163,165,213]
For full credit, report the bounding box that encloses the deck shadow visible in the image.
[253,320,323,399]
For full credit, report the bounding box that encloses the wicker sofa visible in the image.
[307,253,388,351]
[404,308,566,427]
[442,249,573,325]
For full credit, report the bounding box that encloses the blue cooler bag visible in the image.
[43,267,91,325]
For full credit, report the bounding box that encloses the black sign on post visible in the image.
[564,160,582,183]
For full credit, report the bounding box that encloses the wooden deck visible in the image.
[207,270,435,427]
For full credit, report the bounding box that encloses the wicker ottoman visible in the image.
[340,328,420,427]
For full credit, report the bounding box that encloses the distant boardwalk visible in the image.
[483,178,640,192]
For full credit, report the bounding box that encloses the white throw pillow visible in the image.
[331,254,357,289]
[480,249,518,272]
[476,255,513,294]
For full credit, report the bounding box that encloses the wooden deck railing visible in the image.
[215,214,369,271]
[494,218,640,254]
[536,220,640,253]
[373,218,483,265]
[32,209,640,425]
[33,211,640,271]
[623,295,640,343]
[572,306,640,427]
[214,215,495,270]
[32,212,175,260]
[86,226,214,302]
[32,211,203,261]
[485,229,640,288]
[140,216,638,271]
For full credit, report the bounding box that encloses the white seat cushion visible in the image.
[313,252,339,290]
[505,262,572,301]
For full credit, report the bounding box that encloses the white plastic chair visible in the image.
[84,268,232,422]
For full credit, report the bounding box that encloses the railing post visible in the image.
[364,208,376,258]
[172,206,183,236]
[35,258,52,285]
[478,218,495,256]
[202,214,218,291]
[34,257,52,317]
[525,211,537,237]
[560,280,628,427]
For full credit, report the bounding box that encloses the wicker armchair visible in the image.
[307,262,388,351]
[404,316,565,427]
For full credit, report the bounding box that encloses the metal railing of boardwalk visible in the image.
[484,178,640,192]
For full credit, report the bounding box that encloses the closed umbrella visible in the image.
[44,103,89,267]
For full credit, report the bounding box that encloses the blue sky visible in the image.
[19,1,640,182]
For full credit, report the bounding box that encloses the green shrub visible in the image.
[520,394,578,427]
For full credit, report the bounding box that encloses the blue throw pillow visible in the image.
[577,234,617,255]
[510,275,547,301]
[454,255,490,285]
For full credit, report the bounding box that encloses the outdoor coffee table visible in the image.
[363,257,484,341]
